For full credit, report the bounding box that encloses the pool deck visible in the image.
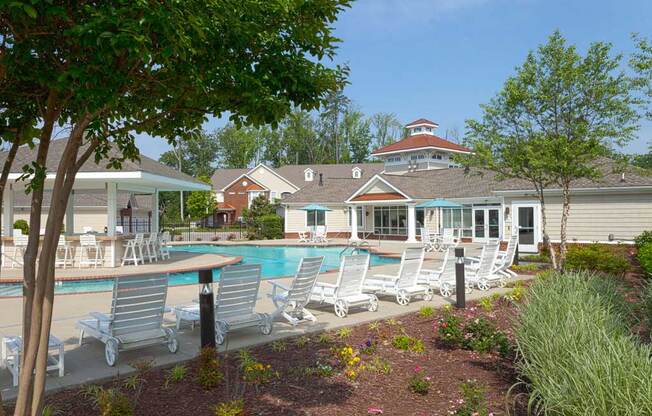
[0,251,241,283]
[0,239,528,401]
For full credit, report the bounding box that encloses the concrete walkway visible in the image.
[0,241,523,400]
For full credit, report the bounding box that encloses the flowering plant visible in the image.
[408,365,431,395]
[239,350,276,385]
[336,346,365,380]
[360,338,377,355]
[434,313,464,348]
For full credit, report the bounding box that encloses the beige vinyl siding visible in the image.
[505,192,652,242]
[367,182,395,194]
[14,208,108,234]
[285,205,349,232]
[249,166,296,197]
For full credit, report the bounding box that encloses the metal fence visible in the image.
[160,221,245,242]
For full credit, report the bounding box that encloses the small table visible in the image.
[1,335,64,387]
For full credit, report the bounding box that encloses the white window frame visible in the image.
[352,167,362,179]
[304,169,314,181]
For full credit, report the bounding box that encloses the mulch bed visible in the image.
[11,296,529,416]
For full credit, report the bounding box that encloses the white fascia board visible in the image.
[219,172,268,192]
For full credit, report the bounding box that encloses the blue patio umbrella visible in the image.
[300,204,332,228]
[416,198,462,209]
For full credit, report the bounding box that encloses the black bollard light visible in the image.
[198,269,216,348]
[454,247,465,309]
[513,243,519,265]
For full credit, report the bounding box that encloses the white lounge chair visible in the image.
[268,256,324,325]
[420,227,437,252]
[466,241,504,291]
[78,233,104,268]
[309,254,379,318]
[418,249,471,297]
[55,235,74,269]
[298,231,310,243]
[496,233,518,278]
[173,264,273,345]
[362,247,433,305]
[77,275,178,366]
[314,226,328,243]
[435,228,459,252]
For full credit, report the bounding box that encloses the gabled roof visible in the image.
[371,134,471,156]
[222,173,267,191]
[405,118,439,128]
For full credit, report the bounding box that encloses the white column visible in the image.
[106,182,117,236]
[2,184,14,237]
[65,191,75,235]
[407,203,417,243]
[151,189,159,233]
[349,206,359,241]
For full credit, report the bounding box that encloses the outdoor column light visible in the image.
[454,247,466,309]
[198,269,216,348]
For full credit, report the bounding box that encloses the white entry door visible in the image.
[473,207,501,241]
[512,202,540,253]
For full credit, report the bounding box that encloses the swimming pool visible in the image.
[0,245,398,297]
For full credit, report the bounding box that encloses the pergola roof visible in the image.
[1,138,209,191]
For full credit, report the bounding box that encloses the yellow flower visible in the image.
[266,364,271,369]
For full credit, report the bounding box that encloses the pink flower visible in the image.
[414,365,422,373]
[368,407,384,414]
[425,376,432,381]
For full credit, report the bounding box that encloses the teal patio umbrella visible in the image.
[300,204,332,228]
[416,198,462,209]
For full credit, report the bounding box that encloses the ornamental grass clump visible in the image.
[515,270,652,415]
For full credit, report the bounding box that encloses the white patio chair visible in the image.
[78,233,104,268]
[298,231,310,243]
[418,249,472,297]
[466,241,504,291]
[82,226,93,233]
[55,234,74,269]
[121,233,145,266]
[420,227,437,252]
[10,234,28,268]
[314,226,328,243]
[496,233,519,278]
[76,275,178,366]
[173,264,273,345]
[362,247,433,305]
[1,335,64,386]
[144,233,158,263]
[268,256,324,326]
[435,228,459,252]
[158,231,171,260]
[309,254,379,318]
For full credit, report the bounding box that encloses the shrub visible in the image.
[164,364,188,388]
[478,297,494,312]
[635,231,652,249]
[12,219,28,235]
[239,350,276,385]
[335,346,365,380]
[391,335,425,353]
[637,242,652,277]
[196,347,224,389]
[454,380,489,416]
[408,365,431,395]
[564,244,629,275]
[360,338,377,355]
[644,282,652,331]
[434,313,464,348]
[521,253,551,263]
[367,356,392,375]
[462,318,510,357]
[336,327,353,339]
[270,340,287,352]
[418,305,434,317]
[212,399,244,416]
[84,386,134,416]
[516,270,652,415]
[248,214,283,240]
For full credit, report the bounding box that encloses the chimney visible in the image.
[319,173,323,186]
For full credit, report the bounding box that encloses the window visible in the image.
[373,206,408,235]
[306,210,325,227]
[432,153,442,160]
[281,192,292,199]
[348,206,364,227]
[270,191,277,200]
[386,156,401,163]
[442,206,473,237]
[352,168,361,179]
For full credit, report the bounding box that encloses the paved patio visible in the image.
[0,240,524,401]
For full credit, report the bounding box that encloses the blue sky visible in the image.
[136,0,652,159]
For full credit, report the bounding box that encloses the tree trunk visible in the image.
[558,184,571,270]
[537,188,558,270]
[0,391,6,416]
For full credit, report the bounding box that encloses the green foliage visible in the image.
[418,306,435,317]
[122,375,142,391]
[294,336,310,348]
[462,318,510,357]
[186,176,215,220]
[408,366,431,395]
[511,263,542,272]
[637,243,652,277]
[478,297,494,312]
[12,219,28,235]
[565,244,630,275]
[371,112,403,149]
[212,399,244,416]
[159,131,220,178]
[196,347,223,390]
[515,270,652,415]
[239,350,276,385]
[644,282,652,333]
[84,386,133,416]
[454,381,489,416]
[635,231,652,249]
[214,124,262,169]
[340,108,372,163]
[391,335,425,353]
[435,313,464,348]
[367,357,392,375]
[254,214,283,240]
[336,327,353,339]
[270,340,287,353]
[164,364,188,388]
[630,34,652,119]
[521,253,551,263]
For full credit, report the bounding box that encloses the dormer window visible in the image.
[352,167,362,179]
[304,168,314,181]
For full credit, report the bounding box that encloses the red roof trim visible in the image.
[371,134,471,155]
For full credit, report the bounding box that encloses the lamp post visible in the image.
[198,269,216,348]
[455,247,465,309]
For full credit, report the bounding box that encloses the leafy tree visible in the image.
[215,124,260,168]
[159,131,220,178]
[242,194,277,224]
[459,31,639,269]
[632,151,652,170]
[342,109,372,162]
[631,34,652,119]
[371,112,403,148]
[186,176,215,220]
[241,194,282,240]
[1,1,349,414]
[320,87,350,163]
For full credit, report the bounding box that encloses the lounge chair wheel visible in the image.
[334,300,348,318]
[423,288,433,301]
[477,279,490,291]
[105,339,118,367]
[465,284,473,294]
[498,277,507,288]
[260,317,273,336]
[166,329,179,353]
[216,321,227,345]
[440,282,452,297]
[216,331,225,345]
[368,295,379,312]
[396,290,410,306]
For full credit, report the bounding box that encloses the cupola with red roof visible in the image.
[372,118,471,174]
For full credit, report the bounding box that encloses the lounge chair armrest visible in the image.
[420,268,440,276]
[314,282,337,289]
[371,274,397,280]
[268,280,290,292]
[89,312,111,322]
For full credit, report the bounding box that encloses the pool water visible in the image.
[0,245,397,297]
